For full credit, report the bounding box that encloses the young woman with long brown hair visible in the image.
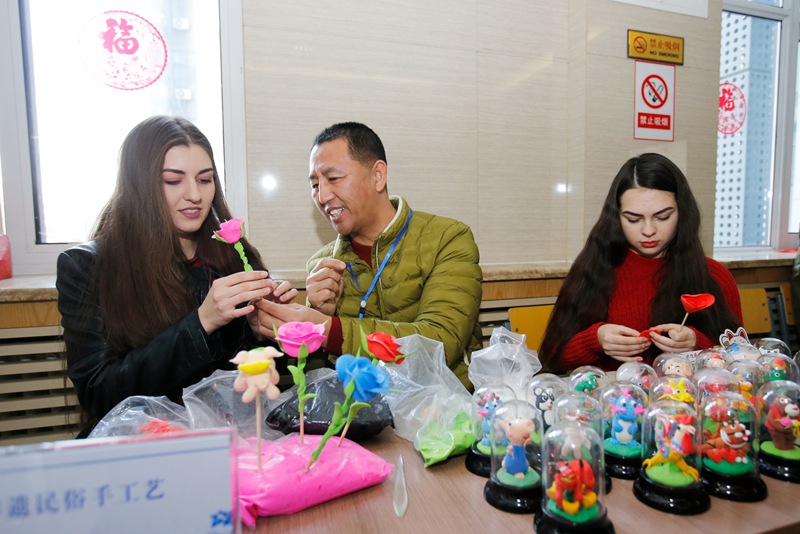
[57,115,295,434]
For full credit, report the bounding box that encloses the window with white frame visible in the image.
[717,0,800,249]
[0,0,245,275]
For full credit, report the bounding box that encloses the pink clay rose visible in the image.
[212,217,245,243]
[277,321,327,358]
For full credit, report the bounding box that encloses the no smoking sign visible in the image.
[634,61,675,142]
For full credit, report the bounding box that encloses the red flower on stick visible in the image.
[678,293,715,329]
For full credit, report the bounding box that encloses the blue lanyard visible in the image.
[347,209,413,318]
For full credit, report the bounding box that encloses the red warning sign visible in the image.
[634,61,675,142]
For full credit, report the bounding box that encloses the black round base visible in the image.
[534,508,615,534]
[465,447,491,478]
[633,474,710,515]
[605,453,641,480]
[757,453,800,484]
[483,478,541,515]
[605,473,613,495]
[700,467,767,502]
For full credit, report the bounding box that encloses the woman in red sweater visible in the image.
[539,153,743,374]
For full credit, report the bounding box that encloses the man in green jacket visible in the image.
[255,122,482,387]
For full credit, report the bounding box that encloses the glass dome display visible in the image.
[568,365,609,401]
[755,337,793,357]
[553,392,611,495]
[694,368,740,406]
[694,347,732,372]
[615,361,657,392]
[757,353,800,384]
[633,399,709,514]
[535,421,613,533]
[466,383,516,477]
[698,391,766,501]
[726,358,765,403]
[650,374,698,410]
[554,392,602,436]
[755,380,800,483]
[526,373,568,436]
[602,382,648,479]
[483,400,542,513]
[653,353,694,380]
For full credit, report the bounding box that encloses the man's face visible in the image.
[309,138,382,245]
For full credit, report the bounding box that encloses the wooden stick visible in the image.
[338,420,352,447]
[256,390,263,472]
[300,410,305,445]
[678,312,689,331]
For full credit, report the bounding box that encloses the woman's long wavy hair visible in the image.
[91,115,263,355]
[538,153,741,372]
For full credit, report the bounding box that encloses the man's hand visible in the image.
[306,258,346,315]
[254,300,332,341]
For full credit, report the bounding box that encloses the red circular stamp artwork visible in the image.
[718,82,746,135]
[80,10,167,91]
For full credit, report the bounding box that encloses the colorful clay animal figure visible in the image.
[532,386,557,430]
[735,373,754,401]
[608,393,645,447]
[765,358,788,382]
[546,459,597,515]
[498,417,536,478]
[574,373,599,395]
[478,393,507,448]
[642,413,699,481]
[701,399,751,464]
[230,346,284,402]
[765,394,800,451]
[657,378,695,405]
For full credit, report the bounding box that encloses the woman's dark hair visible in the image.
[91,115,263,355]
[538,153,741,371]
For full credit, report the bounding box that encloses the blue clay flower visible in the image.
[335,354,390,402]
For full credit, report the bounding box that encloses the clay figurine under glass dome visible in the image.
[602,382,648,479]
[535,421,613,534]
[483,400,542,514]
[633,399,710,514]
[693,367,740,407]
[526,373,568,435]
[554,392,611,495]
[757,353,800,384]
[615,361,657,393]
[466,383,516,477]
[653,353,694,380]
[694,347,732,373]
[568,365,609,401]
[755,380,800,483]
[699,391,767,501]
[726,358,765,404]
[650,374,698,411]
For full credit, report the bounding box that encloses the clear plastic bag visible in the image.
[382,334,473,465]
[468,326,542,399]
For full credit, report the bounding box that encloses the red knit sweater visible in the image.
[557,250,743,373]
